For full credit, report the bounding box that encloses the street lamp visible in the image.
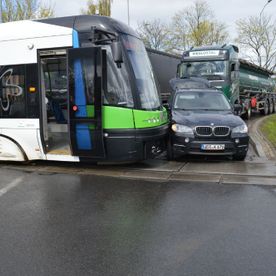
[260,0,272,19]
[0,0,2,24]
[127,0,130,26]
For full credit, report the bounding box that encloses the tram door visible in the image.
[40,49,71,155]
[67,47,106,159]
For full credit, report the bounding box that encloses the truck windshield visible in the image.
[179,61,228,80]
[173,91,231,111]
[122,35,161,110]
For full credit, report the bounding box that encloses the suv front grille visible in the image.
[195,126,230,137]
[195,126,212,136]
[213,126,230,136]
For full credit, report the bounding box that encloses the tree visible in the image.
[1,0,54,22]
[169,0,228,52]
[137,19,172,51]
[236,15,276,71]
[81,0,113,16]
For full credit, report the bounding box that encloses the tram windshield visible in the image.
[122,35,161,110]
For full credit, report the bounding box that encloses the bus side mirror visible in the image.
[111,41,123,68]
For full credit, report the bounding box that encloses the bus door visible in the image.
[67,47,106,159]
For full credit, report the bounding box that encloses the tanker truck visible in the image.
[178,44,276,119]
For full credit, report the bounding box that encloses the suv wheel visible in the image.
[233,153,247,161]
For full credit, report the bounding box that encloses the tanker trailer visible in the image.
[179,44,276,119]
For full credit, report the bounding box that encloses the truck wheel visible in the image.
[269,100,274,114]
[233,153,247,161]
[244,106,252,120]
[260,100,269,115]
[166,138,174,161]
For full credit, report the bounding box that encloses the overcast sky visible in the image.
[49,0,276,41]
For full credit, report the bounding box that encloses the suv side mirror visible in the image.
[111,41,123,67]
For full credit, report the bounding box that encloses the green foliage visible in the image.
[1,0,54,22]
[81,0,112,16]
[260,114,276,148]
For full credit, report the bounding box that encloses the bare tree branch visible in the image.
[236,14,276,71]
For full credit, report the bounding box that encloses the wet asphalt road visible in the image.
[1,168,276,276]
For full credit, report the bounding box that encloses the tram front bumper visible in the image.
[104,124,168,162]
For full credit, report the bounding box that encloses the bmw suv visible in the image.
[167,89,249,160]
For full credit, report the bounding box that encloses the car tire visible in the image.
[166,138,174,161]
[233,153,247,161]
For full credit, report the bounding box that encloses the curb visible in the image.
[2,162,276,187]
[248,115,276,159]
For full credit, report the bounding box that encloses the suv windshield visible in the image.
[179,61,228,80]
[122,35,161,110]
[173,91,231,111]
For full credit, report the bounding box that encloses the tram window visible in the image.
[81,59,95,105]
[42,57,67,123]
[103,46,134,107]
[0,65,25,118]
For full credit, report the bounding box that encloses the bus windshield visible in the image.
[179,61,228,80]
[122,35,161,110]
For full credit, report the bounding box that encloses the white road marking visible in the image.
[0,177,23,197]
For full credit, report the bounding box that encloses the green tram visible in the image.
[0,15,168,163]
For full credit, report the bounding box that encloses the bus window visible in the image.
[0,65,25,118]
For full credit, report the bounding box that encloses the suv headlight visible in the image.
[171,124,194,136]
[232,124,248,134]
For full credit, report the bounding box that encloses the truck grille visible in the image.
[195,126,230,137]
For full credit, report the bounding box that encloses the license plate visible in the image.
[201,144,225,151]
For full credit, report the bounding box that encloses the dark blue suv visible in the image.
[167,89,249,160]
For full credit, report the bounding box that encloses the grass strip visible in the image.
[260,114,276,148]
